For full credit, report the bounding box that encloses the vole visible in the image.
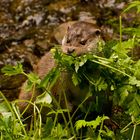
[18,21,102,116]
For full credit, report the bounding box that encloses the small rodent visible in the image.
[18,21,102,116]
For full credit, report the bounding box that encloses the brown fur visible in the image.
[18,21,102,115]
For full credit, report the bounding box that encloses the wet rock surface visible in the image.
[0,0,139,101]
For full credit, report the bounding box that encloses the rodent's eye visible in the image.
[95,29,101,36]
[67,39,70,43]
[80,40,86,45]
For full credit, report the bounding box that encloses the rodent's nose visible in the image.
[67,48,75,54]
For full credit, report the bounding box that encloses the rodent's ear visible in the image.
[95,29,101,36]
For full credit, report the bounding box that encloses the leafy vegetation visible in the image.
[0,1,140,139]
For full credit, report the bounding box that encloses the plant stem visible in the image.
[21,83,36,116]
[91,59,131,78]
[12,104,27,136]
[15,99,42,137]
[131,125,136,140]
[62,87,76,138]
[45,89,68,129]
[0,92,27,137]
[121,121,132,133]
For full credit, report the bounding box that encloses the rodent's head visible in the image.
[62,21,103,56]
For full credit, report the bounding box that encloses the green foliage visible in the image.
[1,37,140,139]
[1,2,140,139]
[39,68,60,89]
[50,123,68,139]
[42,117,70,140]
[75,116,115,139]
[122,0,140,42]
[27,72,41,84]
[113,38,135,57]
[0,92,28,140]
[127,93,140,117]
[123,1,140,13]
[75,116,109,131]
[123,27,140,37]
[72,72,80,86]
[1,63,24,76]
[0,114,22,140]
[25,72,41,92]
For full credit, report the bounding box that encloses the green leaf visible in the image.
[87,116,103,129]
[97,135,102,140]
[74,55,87,72]
[1,63,24,76]
[27,72,41,84]
[113,39,135,58]
[51,47,62,61]
[24,80,34,92]
[72,72,80,86]
[75,116,109,132]
[75,120,87,131]
[40,68,60,89]
[123,1,140,13]
[127,93,140,118]
[101,116,109,122]
[53,48,74,68]
[100,126,115,138]
[51,123,68,138]
[47,109,68,116]
[36,91,52,105]
[87,118,101,129]
[0,101,10,112]
[95,77,108,91]
[42,117,54,138]
[123,28,140,37]
[24,73,41,92]
[129,77,140,87]
[133,60,140,79]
